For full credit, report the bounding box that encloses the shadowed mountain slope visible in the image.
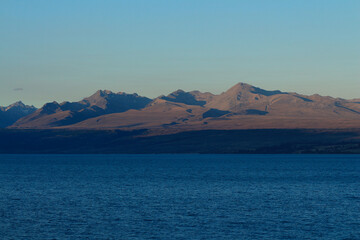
[12,90,151,128]
[69,98,209,129]
[159,89,214,106]
[0,101,37,128]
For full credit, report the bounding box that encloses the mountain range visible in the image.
[4,83,360,132]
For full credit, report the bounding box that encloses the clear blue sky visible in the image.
[1,0,359,107]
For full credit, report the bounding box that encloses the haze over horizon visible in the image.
[1,0,359,107]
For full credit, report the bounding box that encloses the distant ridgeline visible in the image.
[3,82,360,131]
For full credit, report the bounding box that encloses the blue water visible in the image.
[0,155,360,239]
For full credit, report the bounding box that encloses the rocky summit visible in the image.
[0,101,37,128]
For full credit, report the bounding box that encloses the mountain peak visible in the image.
[0,101,37,128]
[94,89,114,96]
[173,89,186,94]
[232,82,253,88]
[5,101,36,112]
[227,82,284,96]
[160,89,206,106]
[40,101,61,114]
[6,101,25,109]
[88,90,142,101]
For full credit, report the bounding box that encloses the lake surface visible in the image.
[0,154,359,239]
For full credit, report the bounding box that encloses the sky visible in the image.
[1,0,359,107]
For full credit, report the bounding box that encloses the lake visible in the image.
[0,154,359,239]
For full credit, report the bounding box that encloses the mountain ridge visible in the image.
[0,101,37,128]
[11,90,152,128]
[7,82,360,131]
